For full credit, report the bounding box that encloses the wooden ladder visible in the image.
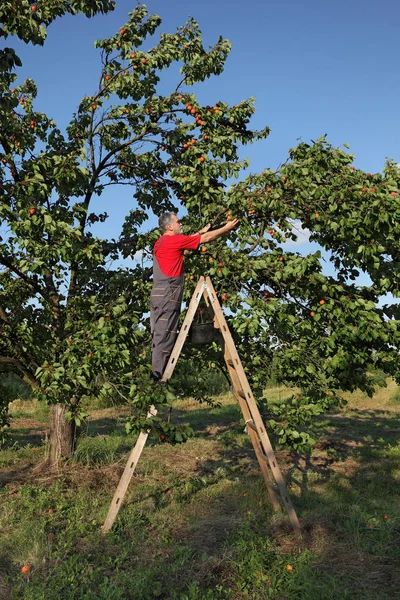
[102,276,300,535]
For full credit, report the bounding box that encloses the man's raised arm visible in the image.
[199,218,239,244]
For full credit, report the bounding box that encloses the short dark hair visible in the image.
[159,212,175,234]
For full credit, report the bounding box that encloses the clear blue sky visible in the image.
[9,0,400,280]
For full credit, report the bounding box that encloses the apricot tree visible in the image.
[0,4,269,462]
[0,3,398,464]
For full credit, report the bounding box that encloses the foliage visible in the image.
[0,0,115,68]
[181,138,399,448]
[0,3,399,456]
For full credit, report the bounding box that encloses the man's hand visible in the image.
[197,223,211,235]
[223,218,239,232]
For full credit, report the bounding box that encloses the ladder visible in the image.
[102,276,301,535]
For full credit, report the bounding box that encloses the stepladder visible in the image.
[102,276,301,535]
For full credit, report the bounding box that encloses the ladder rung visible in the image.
[255,449,268,463]
[245,420,257,432]
[236,388,246,399]
[226,359,235,367]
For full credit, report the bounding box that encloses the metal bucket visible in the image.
[189,321,215,345]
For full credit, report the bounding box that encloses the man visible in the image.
[150,212,239,380]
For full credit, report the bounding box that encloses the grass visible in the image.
[0,383,399,599]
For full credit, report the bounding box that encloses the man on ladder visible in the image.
[150,212,239,381]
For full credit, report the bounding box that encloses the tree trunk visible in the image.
[49,404,76,468]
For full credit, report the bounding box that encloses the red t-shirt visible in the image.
[154,234,201,277]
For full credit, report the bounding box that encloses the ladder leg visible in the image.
[240,399,281,511]
[206,293,280,511]
[223,349,280,511]
[102,278,205,533]
[102,406,157,534]
[206,277,301,534]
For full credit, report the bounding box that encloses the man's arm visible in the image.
[199,219,239,244]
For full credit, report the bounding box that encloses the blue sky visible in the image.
[8,0,400,284]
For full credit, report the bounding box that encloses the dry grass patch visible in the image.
[342,378,400,411]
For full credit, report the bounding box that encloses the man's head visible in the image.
[159,212,182,235]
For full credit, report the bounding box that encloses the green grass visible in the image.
[1,385,399,599]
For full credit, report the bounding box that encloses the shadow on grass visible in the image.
[83,416,127,437]
[165,402,243,436]
[314,409,400,459]
[288,410,400,532]
[6,425,46,448]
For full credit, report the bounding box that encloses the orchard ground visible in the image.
[1,381,400,600]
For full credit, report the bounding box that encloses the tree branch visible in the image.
[0,255,46,298]
[0,356,39,389]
